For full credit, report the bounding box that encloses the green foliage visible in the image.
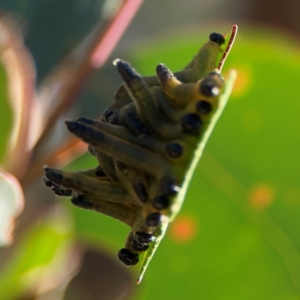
[0,208,74,299]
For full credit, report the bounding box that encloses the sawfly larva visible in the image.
[43,25,238,283]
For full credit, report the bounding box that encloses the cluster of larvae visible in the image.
[44,32,226,267]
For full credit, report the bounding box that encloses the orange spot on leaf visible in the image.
[231,65,252,97]
[169,215,198,243]
[249,184,275,210]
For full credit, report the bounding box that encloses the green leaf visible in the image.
[0,207,75,299]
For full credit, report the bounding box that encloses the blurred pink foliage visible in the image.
[0,0,142,276]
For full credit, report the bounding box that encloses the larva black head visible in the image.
[196,100,212,114]
[181,114,202,135]
[135,232,156,244]
[199,74,221,97]
[146,213,162,227]
[209,32,225,45]
[166,142,183,158]
[131,240,149,252]
[161,176,180,196]
[118,248,139,266]
[152,195,170,210]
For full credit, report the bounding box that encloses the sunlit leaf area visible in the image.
[0,1,299,299]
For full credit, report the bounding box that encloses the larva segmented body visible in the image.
[43,26,237,283]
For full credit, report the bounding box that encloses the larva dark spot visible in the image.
[181,114,202,135]
[199,77,220,97]
[118,248,139,266]
[131,240,149,252]
[71,194,94,209]
[135,232,156,244]
[95,166,106,177]
[161,176,180,196]
[166,142,183,158]
[209,32,225,45]
[152,195,170,210]
[196,100,212,114]
[132,183,148,202]
[146,213,162,227]
[117,161,128,172]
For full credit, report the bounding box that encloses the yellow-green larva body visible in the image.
[43,26,238,283]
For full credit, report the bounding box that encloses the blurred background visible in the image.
[0,0,300,299]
